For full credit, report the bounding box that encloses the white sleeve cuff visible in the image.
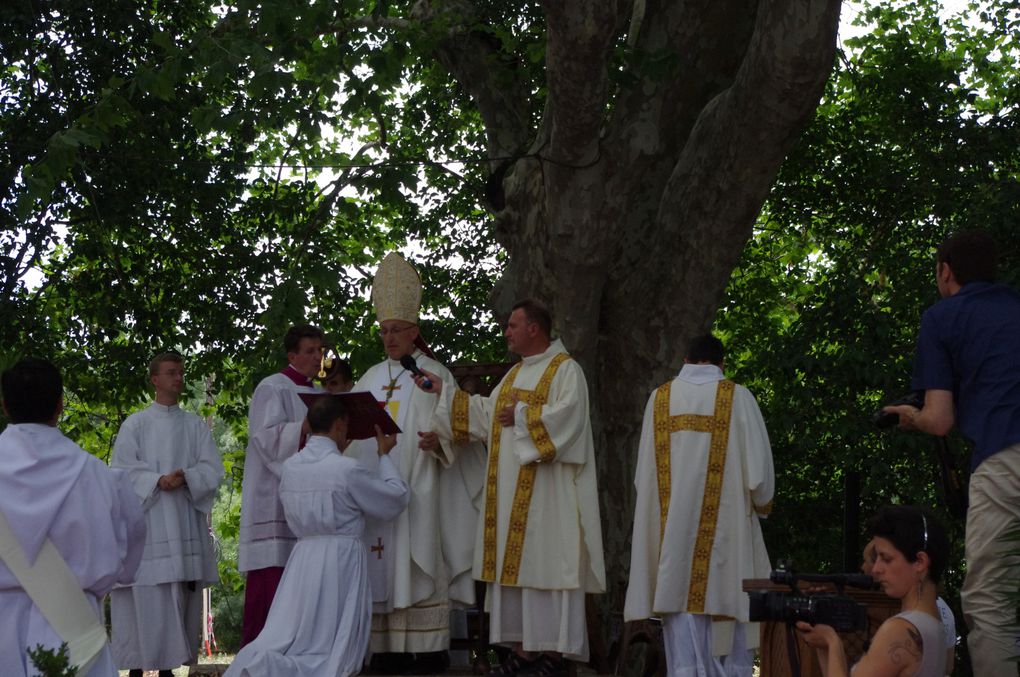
[513,402,529,440]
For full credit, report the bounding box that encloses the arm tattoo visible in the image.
[887,627,923,665]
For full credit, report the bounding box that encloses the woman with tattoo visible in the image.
[797,506,950,676]
[861,538,957,674]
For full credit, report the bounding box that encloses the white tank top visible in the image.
[893,609,948,677]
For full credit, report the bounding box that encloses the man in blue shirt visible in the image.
[885,230,1020,677]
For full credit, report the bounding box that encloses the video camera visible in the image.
[871,391,924,429]
[748,562,874,633]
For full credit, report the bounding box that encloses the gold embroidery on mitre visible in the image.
[371,252,422,323]
[498,353,571,586]
[480,363,523,582]
[452,389,470,446]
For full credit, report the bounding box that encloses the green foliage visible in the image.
[2,0,509,463]
[211,483,245,653]
[27,643,77,677]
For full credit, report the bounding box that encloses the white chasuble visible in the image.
[624,364,774,651]
[346,350,484,653]
[430,340,605,659]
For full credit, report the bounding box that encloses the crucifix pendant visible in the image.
[371,537,385,560]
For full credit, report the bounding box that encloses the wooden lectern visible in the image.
[742,579,899,677]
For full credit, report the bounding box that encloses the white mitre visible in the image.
[372,252,422,323]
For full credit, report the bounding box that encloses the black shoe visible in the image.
[406,651,451,675]
[486,652,538,677]
[367,652,416,675]
[517,654,568,677]
[128,671,143,677]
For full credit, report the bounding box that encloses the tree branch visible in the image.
[608,0,757,160]
[603,0,842,359]
[2,239,33,301]
[597,0,759,272]
[656,0,843,283]
[539,0,621,166]
[331,2,536,165]
[341,15,416,31]
[340,64,388,148]
[429,1,534,161]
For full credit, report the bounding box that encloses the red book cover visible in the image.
[298,391,401,440]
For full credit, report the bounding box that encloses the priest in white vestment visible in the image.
[624,335,774,677]
[239,324,324,646]
[345,253,485,669]
[110,352,225,676]
[0,358,146,677]
[415,299,606,677]
[225,393,409,677]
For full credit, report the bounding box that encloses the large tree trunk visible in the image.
[434,0,842,633]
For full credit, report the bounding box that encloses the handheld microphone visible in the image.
[400,355,433,390]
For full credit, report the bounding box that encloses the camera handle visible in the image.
[784,622,803,676]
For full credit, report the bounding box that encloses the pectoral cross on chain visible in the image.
[371,537,385,560]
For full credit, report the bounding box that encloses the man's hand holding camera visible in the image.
[880,390,955,437]
[881,403,920,431]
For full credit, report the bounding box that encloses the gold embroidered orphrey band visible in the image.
[452,389,470,446]
[652,378,735,614]
[479,362,522,581]
[478,353,571,584]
